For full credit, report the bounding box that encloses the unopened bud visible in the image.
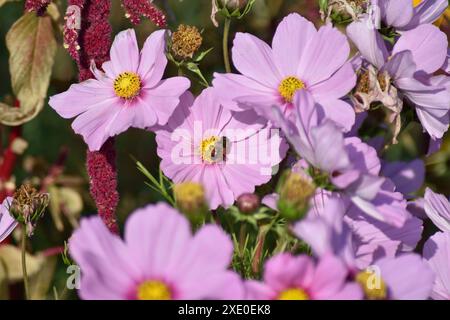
[174,182,209,224]
[237,193,260,215]
[220,0,247,10]
[277,171,315,221]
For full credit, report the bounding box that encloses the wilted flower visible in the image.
[9,184,49,236]
[69,202,244,299]
[347,19,450,141]
[171,24,203,59]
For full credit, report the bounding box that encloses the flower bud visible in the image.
[237,193,260,215]
[171,24,203,60]
[277,171,315,221]
[9,183,49,236]
[174,182,209,224]
[220,0,247,10]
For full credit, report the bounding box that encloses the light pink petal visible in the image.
[264,253,315,291]
[245,280,276,300]
[346,19,388,69]
[142,77,190,126]
[212,73,277,112]
[310,62,357,103]
[377,254,434,300]
[379,0,414,28]
[109,29,140,75]
[298,24,350,85]
[319,99,356,132]
[129,97,158,129]
[423,232,450,300]
[309,254,350,299]
[71,99,124,151]
[393,24,448,74]
[0,197,17,243]
[424,188,450,232]
[138,29,167,88]
[124,203,191,279]
[232,32,282,87]
[202,166,235,210]
[272,13,317,76]
[174,224,234,299]
[406,0,448,28]
[48,79,116,119]
[69,216,139,300]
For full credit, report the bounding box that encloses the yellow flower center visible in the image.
[137,280,171,300]
[113,72,141,99]
[356,270,388,300]
[412,0,422,7]
[278,288,309,300]
[278,76,305,103]
[200,136,226,164]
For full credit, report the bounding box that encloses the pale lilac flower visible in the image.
[423,232,450,299]
[0,197,17,243]
[213,13,356,131]
[69,202,244,300]
[374,0,448,31]
[49,29,190,151]
[274,90,407,226]
[347,21,450,140]
[356,254,434,300]
[245,253,362,300]
[156,89,286,210]
[296,191,422,270]
[424,188,450,232]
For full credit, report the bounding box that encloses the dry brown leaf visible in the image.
[2,12,56,125]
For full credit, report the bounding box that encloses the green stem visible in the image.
[21,229,29,300]
[222,18,232,73]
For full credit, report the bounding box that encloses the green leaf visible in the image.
[193,47,213,62]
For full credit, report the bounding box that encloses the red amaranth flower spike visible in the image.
[122,0,166,27]
[63,5,82,61]
[25,0,50,15]
[67,0,119,233]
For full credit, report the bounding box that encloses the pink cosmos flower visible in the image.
[0,197,17,243]
[155,89,286,210]
[423,232,450,300]
[49,29,190,151]
[69,202,244,300]
[212,13,356,131]
[245,253,363,300]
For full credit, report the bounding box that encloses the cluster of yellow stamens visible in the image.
[200,136,225,164]
[356,270,388,300]
[278,288,309,300]
[113,72,141,99]
[137,280,172,300]
[278,76,306,103]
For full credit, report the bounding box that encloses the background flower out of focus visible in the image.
[0,0,449,299]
